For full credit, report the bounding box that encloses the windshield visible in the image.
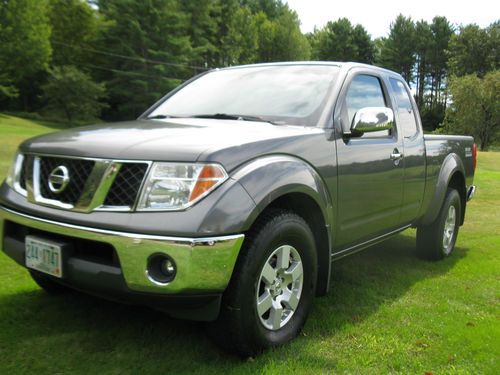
[147,65,339,126]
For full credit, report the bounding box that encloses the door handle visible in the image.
[390,148,403,165]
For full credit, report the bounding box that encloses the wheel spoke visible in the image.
[260,262,276,285]
[283,290,300,310]
[284,261,303,283]
[257,290,273,316]
[269,302,284,330]
[255,244,304,330]
[276,246,291,270]
[443,206,457,252]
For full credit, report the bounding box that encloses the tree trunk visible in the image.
[480,136,487,151]
[63,105,72,125]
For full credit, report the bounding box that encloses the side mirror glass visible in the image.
[350,107,394,135]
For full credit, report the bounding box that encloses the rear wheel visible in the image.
[29,270,69,294]
[416,188,462,260]
[211,209,317,356]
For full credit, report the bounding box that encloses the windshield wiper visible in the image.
[189,113,277,125]
[145,114,179,120]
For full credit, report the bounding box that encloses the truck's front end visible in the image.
[1,151,249,320]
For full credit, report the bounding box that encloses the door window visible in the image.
[345,75,386,125]
[390,78,418,138]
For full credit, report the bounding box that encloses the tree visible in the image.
[180,0,219,70]
[228,7,259,64]
[0,0,51,105]
[443,71,499,150]
[448,22,500,77]
[378,15,416,83]
[96,0,192,120]
[253,11,276,62]
[214,3,259,66]
[311,18,374,63]
[241,0,285,20]
[414,17,453,131]
[0,73,18,100]
[48,0,102,68]
[427,17,453,107]
[263,6,310,61]
[253,6,310,62]
[42,66,108,124]
[414,20,432,107]
[352,25,376,64]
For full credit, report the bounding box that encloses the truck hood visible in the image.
[20,118,323,171]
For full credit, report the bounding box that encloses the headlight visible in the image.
[137,162,228,211]
[6,151,25,193]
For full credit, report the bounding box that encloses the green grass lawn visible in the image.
[0,114,498,374]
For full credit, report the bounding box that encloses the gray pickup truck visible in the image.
[1,62,476,356]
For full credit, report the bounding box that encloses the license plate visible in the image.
[25,236,63,278]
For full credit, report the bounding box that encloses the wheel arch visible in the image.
[419,153,467,226]
[233,155,334,296]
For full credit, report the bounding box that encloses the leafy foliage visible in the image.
[0,0,51,104]
[48,0,102,68]
[378,15,416,83]
[310,18,375,63]
[41,66,108,124]
[96,0,192,120]
[448,22,500,77]
[0,0,497,140]
[443,71,499,150]
[410,17,454,130]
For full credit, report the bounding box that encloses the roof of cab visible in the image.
[217,61,403,79]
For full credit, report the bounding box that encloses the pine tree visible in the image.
[310,18,374,63]
[378,15,416,83]
[97,0,192,120]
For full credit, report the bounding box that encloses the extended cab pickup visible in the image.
[0,62,476,355]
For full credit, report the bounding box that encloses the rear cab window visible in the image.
[389,78,418,138]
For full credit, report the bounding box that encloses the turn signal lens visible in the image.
[189,165,226,202]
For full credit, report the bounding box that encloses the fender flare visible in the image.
[419,153,466,226]
[232,155,333,229]
[231,155,334,294]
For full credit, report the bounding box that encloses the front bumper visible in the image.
[0,205,244,320]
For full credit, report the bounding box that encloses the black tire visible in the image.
[29,270,69,294]
[416,188,462,260]
[210,209,317,357]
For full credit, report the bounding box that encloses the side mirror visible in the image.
[350,107,394,136]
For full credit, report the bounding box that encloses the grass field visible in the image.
[0,114,498,374]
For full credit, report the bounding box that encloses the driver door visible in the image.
[335,73,404,249]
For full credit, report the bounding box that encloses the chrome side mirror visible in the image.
[350,107,394,135]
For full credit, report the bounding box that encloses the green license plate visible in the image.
[25,236,63,278]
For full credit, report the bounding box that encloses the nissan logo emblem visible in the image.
[48,166,70,193]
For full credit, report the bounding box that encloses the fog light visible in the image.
[147,254,177,285]
[161,259,175,276]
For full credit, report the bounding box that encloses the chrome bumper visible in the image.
[467,185,476,201]
[0,205,244,294]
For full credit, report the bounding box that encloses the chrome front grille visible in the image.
[16,154,150,212]
[38,156,95,204]
[19,156,27,191]
[104,163,149,207]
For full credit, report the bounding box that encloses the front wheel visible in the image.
[416,188,462,260]
[211,210,317,356]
